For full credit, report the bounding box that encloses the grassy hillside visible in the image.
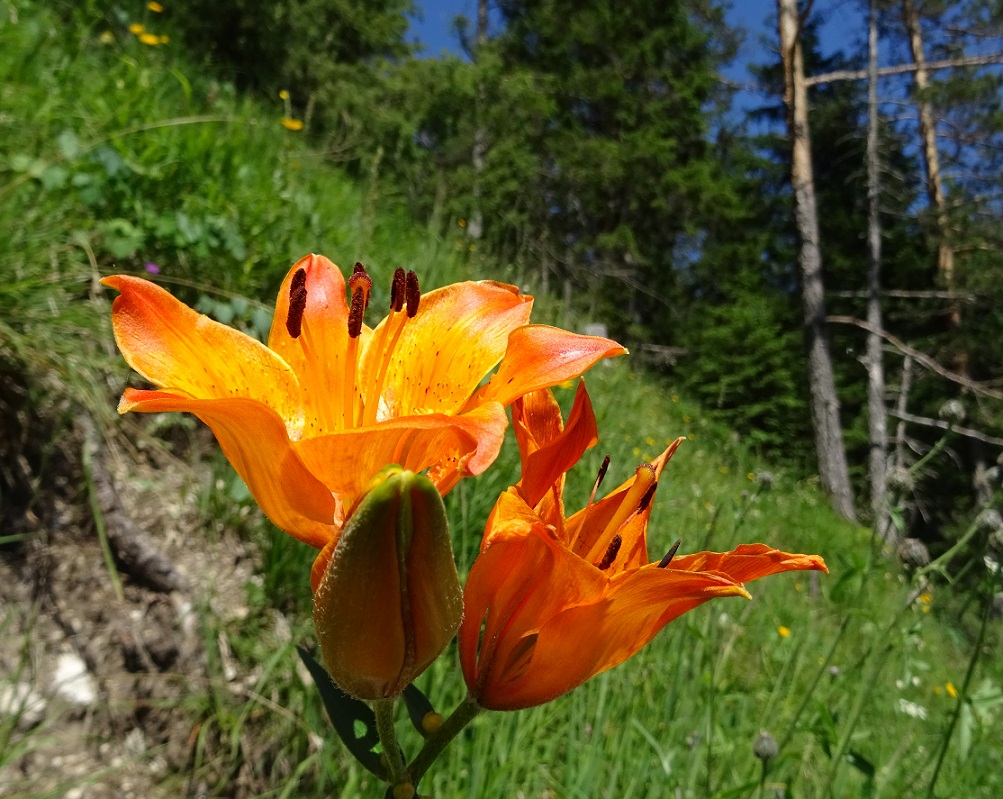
[2,4,1001,797]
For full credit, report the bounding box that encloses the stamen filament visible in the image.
[599,463,656,544]
[363,269,411,426]
[568,455,611,553]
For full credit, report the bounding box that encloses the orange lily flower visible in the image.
[459,383,828,710]
[103,255,625,588]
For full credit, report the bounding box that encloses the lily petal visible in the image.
[268,254,369,434]
[513,382,598,510]
[462,530,748,710]
[359,280,532,418]
[474,325,627,409]
[293,402,509,501]
[119,389,337,549]
[669,543,830,582]
[102,275,304,433]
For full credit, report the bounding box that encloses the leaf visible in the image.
[845,750,876,778]
[295,646,387,780]
[40,166,69,190]
[97,218,145,259]
[57,129,81,160]
[958,701,973,762]
[401,683,436,736]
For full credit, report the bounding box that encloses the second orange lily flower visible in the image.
[459,383,828,711]
[103,255,625,587]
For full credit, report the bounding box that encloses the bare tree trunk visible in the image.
[777,0,857,521]
[902,0,957,328]
[866,1,890,538]
[902,0,989,503]
[468,0,489,240]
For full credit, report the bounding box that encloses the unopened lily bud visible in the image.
[313,467,462,699]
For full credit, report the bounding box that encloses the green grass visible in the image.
[3,2,1002,797]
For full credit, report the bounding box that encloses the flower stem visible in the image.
[408,694,482,785]
[373,698,408,788]
[925,567,1003,798]
[915,518,980,581]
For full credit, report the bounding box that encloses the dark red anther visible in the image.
[596,455,610,489]
[597,534,622,571]
[349,262,373,310]
[347,262,372,339]
[390,268,406,312]
[638,482,657,513]
[285,267,308,339]
[348,288,366,339]
[405,270,420,317]
[657,539,682,569]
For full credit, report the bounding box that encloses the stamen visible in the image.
[347,288,366,339]
[597,534,622,571]
[657,539,682,569]
[347,263,372,339]
[600,463,656,543]
[587,455,611,507]
[390,267,406,312]
[344,263,372,428]
[638,482,657,513]
[362,268,413,425]
[285,268,308,338]
[405,270,420,317]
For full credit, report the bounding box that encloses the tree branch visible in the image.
[825,315,1003,400]
[888,410,1003,448]
[806,52,1003,87]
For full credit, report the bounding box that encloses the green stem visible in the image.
[373,698,408,788]
[915,519,981,581]
[408,694,482,785]
[908,431,952,476]
[925,567,1003,798]
[778,616,849,752]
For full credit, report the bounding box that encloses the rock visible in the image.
[0,681,47,729]
[53,652,97,707]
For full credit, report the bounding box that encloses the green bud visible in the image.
[313,467,462,699]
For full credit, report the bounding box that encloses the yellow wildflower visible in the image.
[279,89,289,100]
[946,682,958,698]
[148,1,164,11]
[159,34,170,43]
[138,32,160,46]
[281,117,304,131]
[777,625,791,638]
[99,31,115,44]
[129,23,144,34]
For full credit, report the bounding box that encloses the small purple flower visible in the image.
[145,262,161,275]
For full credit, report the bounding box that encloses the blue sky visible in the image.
[407,0,864,83]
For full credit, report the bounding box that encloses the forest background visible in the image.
[3,0,1003,797]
